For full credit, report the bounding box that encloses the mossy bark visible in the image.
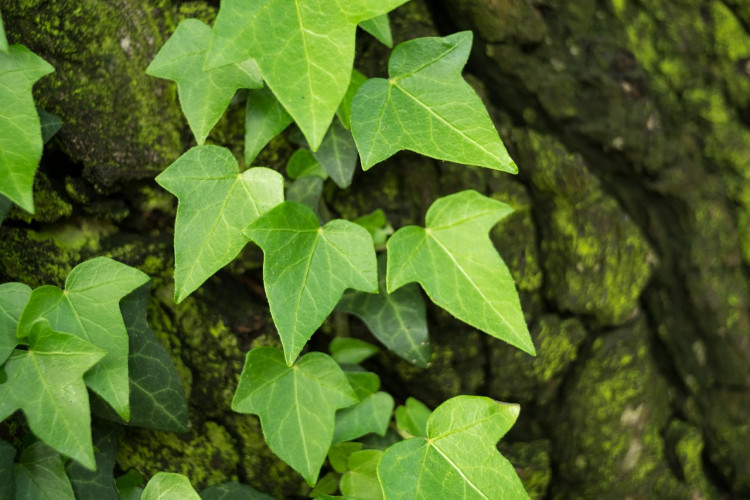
[1,0,748,497]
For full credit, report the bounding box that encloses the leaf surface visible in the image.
[147,19,262,145]
[378,396,528,499]
[0,321,105,469]
[337,70,367,129]
[0,439,16,499]
[340,450,384,500]
[245,87,293,164]
[245,202,377,364]
[0,282,31,364]
[0,194,10,226]
[208,0,409,149]
[287,176,326,221]
[156,146,284,303]
[387,190,534,354]
[0,10,7,54]
[333,391,394,444]
[200,481,274,500]
[17,257,150,420]
[232,347,358,485]
[395,397,431,438]
[287,149,327,180]
[329,337,379,365]
[142,472,201,500]
[38,108,62,144]
[351,32,516,172]
[338,253,430,366]
[14,442,75,500]
[65,422,120,500]
[313,117,358,188]
[360,14,393,47]
[0,45,54,212]
[328,442,362,473]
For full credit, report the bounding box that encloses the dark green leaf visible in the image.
[232,347,358,485]
[287,149,327,180]
[142,472,200,500]
[287,176,327,222]
[360,15,393,47]
[310,472,339,497]
[329,337,379,365]
[14,442,75,500]
[313,118,358,188]
[0,194,10,226]
[340,450,383,500]
[116,470,145,500]
[245,87,293,164]
[37,108,62,144]
[0,439,16,500]
[395,397,431,438]
[328,442,363,474]
[0,282,31,365]
[65,422,120,500]
[200,481,274,500]
[333,391,394,444]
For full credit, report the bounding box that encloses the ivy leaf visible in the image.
[328,442,363,473]
[65,422,120,500]
[14,442,76,500]
[340,450,384,500]
[310,472,339,497]
[287,176,327,221]
[360,15,393,47]
[92,283,188,432]
[333,391,394,444]
[147,19,262,145]
[395,397,431,438]
[17,257,150,420]
[156,146,284,303]
[378,395,528,499]
[0,194,10,226]
[245,87,293,164]
[0,440,16,500]
[142,472,201,500]
[287,149,327,180]
[0,282,31,364]
[0,321,106,469]
[0,45,54,212]
[337,70,367,130]
[115,470,145,500]
[245,202,378,364]
[0,10,8,54]
[338,253,430,367]
[200,481,274,500]
[208,0,409,149]
[38,107,62,144]
[232,347,358,485]
[351,31,516,172]
[329,337,379,365]
[387,190,535,355]
[313,117,358,189]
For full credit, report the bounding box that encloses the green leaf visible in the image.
[156,146,284,303]
[328,442,363,474]
[92,283,188,432]
[340,450,384,500]
[65,422,120,500]
[344,370,380,400]
[333,391,394,444]
[395,397,431,438]
[14,442,75,500]
[245,87,294,164]
[352,209,392,247]
[310,472,339,497]
[360,15,393,47]
[378,396,527,499]
[351,32,517,172]
[17,258,150,420]
[0,439,16,500]
[313,117,358,189]
[387,190,534,355]
[142,472,201,500]
[0,194,10,226]
[38,107,62,144]
[287,176,327,222]
[337,70,367,130]
[147,19,262,145]
[245,202,378,364]
[116,470,145,500]
[0,321,106,469]
[0,45,54,212]
[338,253,430,367]
[200,481,274,500]
[329,337,379,365]
[0,10,8,54]
[208,0,409,149]
[0,282,31,365]
[287,149,327,180]
[232,347,358,485]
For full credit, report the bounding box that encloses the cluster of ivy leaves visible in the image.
[0,0,537,497]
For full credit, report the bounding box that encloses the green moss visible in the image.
[665,421,722,499]
[6,172,72,224]
[499,440,552,500]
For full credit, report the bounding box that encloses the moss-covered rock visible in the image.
[498,440,552,500]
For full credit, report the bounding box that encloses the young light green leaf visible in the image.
[0,282,31,364]
[378,396,528,499]
[395,397,431,438]
[0,321,106,469]
[0,440,16,500]
[329,337,379,365]
[0,45,54,212]
[360,14,393,47]
[208,0,410,149]
[313,117,358,189]
[352,209,393,247]
[156,146,284,303]
[245,87,294,164]
[337,70,367,130]
[92,283,188,432]
[14,442,76,500]
[65,422,120,500]
[338,253,431,367]
[0,10,8,54]
[340,450,384,500]
[232,347,358,485]
[387,190,535,355]
[287,149,327,180]
[351,31,517,172]
[38,107,62,144]
[200,481,274,500]
[328,442,363,474]
[333,391,394,444]
[147,19,262,145]
[245,202,378,364]
[17,257,150,420]
[142,472,201,500]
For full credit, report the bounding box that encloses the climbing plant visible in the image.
[0,1,535,497]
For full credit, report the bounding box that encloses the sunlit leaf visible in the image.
[147,19,262,145]
[245,87,293,164]
[142,472,200,500]
[0,282,31,364]
[156,146,284,303]
[245,202,377,364]
[14,442,75,500]
[340,450,384,500]
[351,32,516,172]
[387,190,534,354]
[378,396,527,499]
[232,347,358,485]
